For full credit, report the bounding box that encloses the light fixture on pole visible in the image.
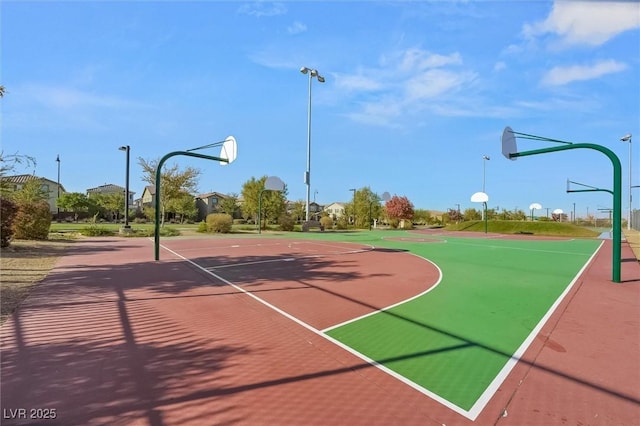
[481,155,490,220]
[482,155,490,193]
[349,188,356,226]
[300,66,325,222]
[621,133,632,230]
[56,155,60,220]
[118,145,131,231]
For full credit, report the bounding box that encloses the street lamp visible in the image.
[118,145,131,230]
[300,66,325,222]
[481,155,490,220]
[349,188,356,226]
[56,155,60,220]
[621,133,632,230]
[482,155,490,192]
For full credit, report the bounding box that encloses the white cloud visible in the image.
[542,59,627,86]
[404,69,476,100]
[333,73,383,92]
[24,84,149,110]
[287,21,307,35]
[237,2,287,18]
[335,47,479,127]
[494,61,506,72]
[394,49,462,72]
[524,1,640,47]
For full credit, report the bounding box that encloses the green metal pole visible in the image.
[484,202,488,233]
[155,151,228,261]
[258,190,264,234]
[511,143,622,282]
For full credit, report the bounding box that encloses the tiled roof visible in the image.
[196,191,227,199]
[2,174,66,192]
[86,183,126,194]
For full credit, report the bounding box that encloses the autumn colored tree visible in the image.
[385,195,414,221]
[447,208,464,223]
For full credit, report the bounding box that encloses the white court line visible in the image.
[322,252,443,332]
[159,242,473,419]
[208,257,299,269]
[167,242,284,253]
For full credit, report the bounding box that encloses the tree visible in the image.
[240,176,288,228]
[385,195,415,227]
[349,187,381,229]
[290,200,306,223]
[240,177,263,222]
[0,85,5,97]
[57,192,91,222]
[89,192,124,222]
[463,208,481,221]
[8,178,49,204]
[413,209,433,225]
[219,193,240,217]
[447,208,464,223]
[167,192,198,223]
[138,158,200,226]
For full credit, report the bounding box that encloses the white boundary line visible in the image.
[322,253,443,332]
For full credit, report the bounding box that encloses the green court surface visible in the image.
[283,230,602,416]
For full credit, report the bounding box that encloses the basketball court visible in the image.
[1,231,638,425]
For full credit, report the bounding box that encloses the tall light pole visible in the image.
[56,154,60,220]
[119,145,131,230]
[300,66,325,222]
[482,155,490,192]
[349,188,356,226]
[621,133,632,230]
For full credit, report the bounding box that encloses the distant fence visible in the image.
[632,209,640,231]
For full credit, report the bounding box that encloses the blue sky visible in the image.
[2,1,639,218]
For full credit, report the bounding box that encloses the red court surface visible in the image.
[1,236,638,425]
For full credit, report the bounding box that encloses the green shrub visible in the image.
[197,221,208,233]
[233,219,247,224]
[127,226,180,237]
[206,213,233,233]
[336,216,349,230]
[320,216,333,230]
[80,225,116,236]
[1,197,18,247]
[12,201,51,240]
[279,213,295,231]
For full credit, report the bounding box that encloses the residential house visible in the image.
[86,183,135,206]
[195,191,228,221]
[324,202,345,220]
[1,174,66,214]
[286,201,323,221]
[140,185,156,207]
